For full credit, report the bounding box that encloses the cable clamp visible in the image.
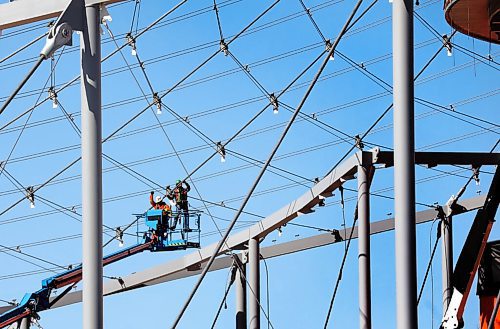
[48,87,58,108]
[126,32,137,56]
[219,39,229,56]
[270,93,279,114]
[40,23,73,59]
[216,142,226,162]
[354,134,364,150]
[153,92,162,114]
[472,166,480,186]
[442,34,452,56]
[26,186,35,208]
[325,39,334,60]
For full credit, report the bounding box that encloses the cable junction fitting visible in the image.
[270,93,279,114]
[126,32,137,56]
[442,34,452,57]
[152,92,162,115]
[354,134,364,150]
[219,39,229,56]
[472,166,480,186]
[115,227,124,247]
[216,142,226,163]
[48,87,58,109]
[26,186,35,209]
[40,23,73,59]
[325,39,334,60]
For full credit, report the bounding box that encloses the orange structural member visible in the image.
[477,240,500,328]
[480,295,500,329]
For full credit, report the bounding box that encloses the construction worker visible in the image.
[150,191,171,236]
[166,180,191,230]
[149,191,170,211]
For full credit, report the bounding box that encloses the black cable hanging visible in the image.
[417,216,442,305]
[323,194,358,328]
[210,264,237,329]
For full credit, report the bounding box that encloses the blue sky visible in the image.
[0,0,498,328]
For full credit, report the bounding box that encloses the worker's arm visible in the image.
[165,186,173,200]
[184,181,191,192]
[150,192,156,207]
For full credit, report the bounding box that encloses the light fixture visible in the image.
[217,142,226,162]
[278,226,283,237]
[270,93,279,114]
[26,186,35,209]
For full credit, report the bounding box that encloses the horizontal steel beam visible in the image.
[0,0,124,31]
[373,150,500,168]
[33,194,484,311]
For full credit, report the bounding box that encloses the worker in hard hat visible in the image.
[150,191,171,237]
[166,179,191,231]
[150,191,170,211]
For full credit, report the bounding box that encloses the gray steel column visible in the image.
[358,163,371,329]
[19,317,30,329]
[236,262,247,329]
[81,4,103,329]
[249,238,260,329]
[441,216,453,312]
[393,0,417,327]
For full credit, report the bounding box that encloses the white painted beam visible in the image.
[0,0,124,31]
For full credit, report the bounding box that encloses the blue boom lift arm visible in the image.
[0,240,153,328]
[0,209,202,328]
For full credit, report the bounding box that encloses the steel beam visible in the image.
[0,0,125,31]
[81,5,103,329]
[30,195,486,313]
[62,150,360,298]
[393,0,417,327]
[358,162,372,329]
[236,262,247,329]
[249,238,260,329]
[373,151,500,167]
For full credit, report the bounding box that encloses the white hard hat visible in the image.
[155,196,162,203]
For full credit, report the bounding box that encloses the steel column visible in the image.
[236,262,247,329]
[441,216,453,313]
[249,238,260,329]
[393,0,417,327]
[358,164,372,329]
[81,4,103,329]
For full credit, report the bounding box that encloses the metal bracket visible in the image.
[40,0,85,58]
[441,288,464,329]
[241,250,249,264]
